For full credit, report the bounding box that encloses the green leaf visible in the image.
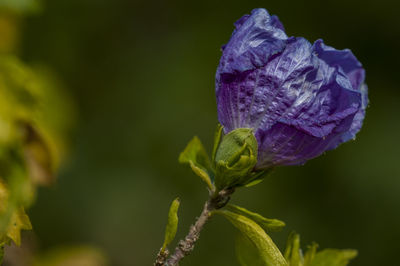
[0,241,4,264]
[226,204,285,232]
[284,233,356,266]
[284,232,303,266]
[0,167,34,245]
[304,243,318,266]
[243,169,273,187]
[211,123,223,164]
[214,209,287,266]
[33,245,108,266]
[0,0,42,14]
[236,233,267,266]
[179,136,213,190]
[244,178,264,187]
[5,207,32,246]
[310,249,357,266]
[0,56,75,178]
[162,197,180,251]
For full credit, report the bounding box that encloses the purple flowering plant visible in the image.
[155,8,367,266]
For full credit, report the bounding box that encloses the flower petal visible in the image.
[313,39,365,90]
[216,9,287,79]
[255,122,342,169]
[215,9,367,168]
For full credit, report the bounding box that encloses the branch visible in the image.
[165,188,234,266]
[154,248,169,266]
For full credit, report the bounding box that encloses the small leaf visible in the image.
[22,123,55,186]
[33,245,108,266]
[236,233,266,266]
[211,124,223,164]
[244,178,264,187]
[226,204,285,232]
[310,249,357,266]
[214,209,287,266]
[0,0,42,14]
[0,175,33,246]
[188,162,213,190]
[0,241,5,264]
[179,136,213,190]
[6,207,32,246]
[243,169,273,187]
[304,243,318,266]
[284,232,303,266]
[162,198,180,251]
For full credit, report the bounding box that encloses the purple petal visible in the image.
[255,122,342,169]
[270,15,285,31]
[313,39,365,90]
[337,84,368,145]
[215,9,368,168]
[216,8,287,80]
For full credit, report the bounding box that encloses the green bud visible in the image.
[214,128,258,190]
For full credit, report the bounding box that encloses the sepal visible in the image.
[211,124,223,164]
[214,128,258,190]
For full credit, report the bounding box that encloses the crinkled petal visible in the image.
[215,9,367,168]
[279,65,361,139]
[216,9,287,80]
[337,84,368,145]
[216,9,288,132]
[255,122,343,169]
[253,39,363,167]
[270,15,285,31]
[247,37,319,133]
[313,39,365,90]
[217,37,315,132]
[313,39,368,146]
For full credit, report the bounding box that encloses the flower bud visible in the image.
[214,128,258,190]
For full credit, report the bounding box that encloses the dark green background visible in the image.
[20,0,400,265]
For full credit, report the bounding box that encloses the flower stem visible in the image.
[164,188,234,266]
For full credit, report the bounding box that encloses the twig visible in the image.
[165,188,234,266]
[154,248,169,266]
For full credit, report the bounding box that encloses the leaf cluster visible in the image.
[165,127,358,266]
[0,56,74,263]
[179,124,270,193]
[213,208,357,266]
[0,0,42,15]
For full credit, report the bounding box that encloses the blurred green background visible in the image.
[9,0,400,265]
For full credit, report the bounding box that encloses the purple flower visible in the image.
[216,8,368,169]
